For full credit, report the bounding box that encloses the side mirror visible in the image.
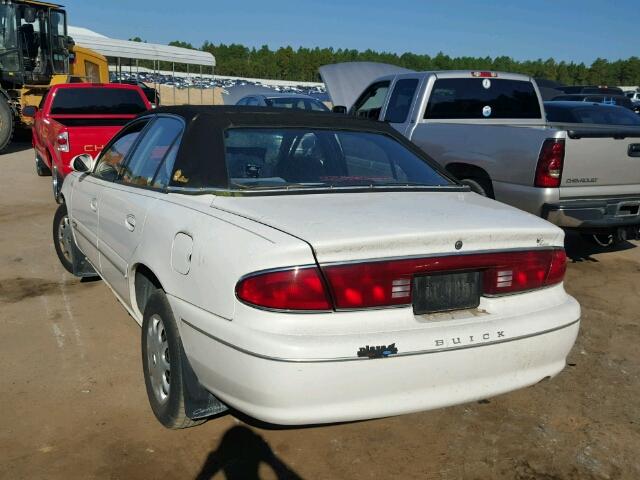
[332,105,347,114]
[71,154,94,173]
[22,105,37,118]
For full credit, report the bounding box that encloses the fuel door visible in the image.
[171,232,193,275]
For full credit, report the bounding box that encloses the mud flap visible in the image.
[180,343,228,420]
[62,222,97,278]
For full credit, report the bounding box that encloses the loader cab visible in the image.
[0,1,69,86]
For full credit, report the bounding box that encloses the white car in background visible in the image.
[55,106,580,428]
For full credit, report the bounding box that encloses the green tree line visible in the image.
[133,39,640,85]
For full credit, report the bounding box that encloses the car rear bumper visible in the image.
[171,291,580,425]
[543,196,640,229]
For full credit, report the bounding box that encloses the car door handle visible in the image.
[125,214,136,231]
[89,198,97,211]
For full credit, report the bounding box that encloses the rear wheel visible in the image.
[53,203,74,273]
[0,96,14,153]
[459,178,491,197]
[35,153,51,176]
[142,290,205,429]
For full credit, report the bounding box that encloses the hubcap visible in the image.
[57,214,72,263]
[146,314,171,404]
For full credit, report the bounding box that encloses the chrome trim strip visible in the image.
[318,246,561,267]
[181,317,580,364]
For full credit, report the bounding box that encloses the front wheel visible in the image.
[53,203,74,273]
[0,96,14,153]
[142,290,204,429]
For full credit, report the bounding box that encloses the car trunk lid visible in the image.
[213,191,563,264]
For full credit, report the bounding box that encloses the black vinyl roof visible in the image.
[136,105,452,191]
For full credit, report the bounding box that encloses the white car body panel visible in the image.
[62,138,579,426]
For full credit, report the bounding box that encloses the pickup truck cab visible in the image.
[321,64,640,244]
[26,83,151,202]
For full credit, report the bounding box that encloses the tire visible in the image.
[142,289,205,429]
[0,96,14,154]
[35,153,51,176]
[53,203,74,273]
[459,178,491,197]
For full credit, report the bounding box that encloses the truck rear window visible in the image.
[424,78,541,120]
[50,88,147,115]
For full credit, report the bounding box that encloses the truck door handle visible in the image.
[89,198,97,211]
[125,214,136,231]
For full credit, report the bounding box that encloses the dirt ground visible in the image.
[1,142,639,480]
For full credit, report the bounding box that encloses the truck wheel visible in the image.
[53,203,74,273]
[0,96,14,153]
[460,178,491,197]
[142,290,205,429]
[35,153,51,176]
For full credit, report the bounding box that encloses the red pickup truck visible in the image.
[25,83,151,201]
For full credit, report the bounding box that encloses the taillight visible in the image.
[471,71,498,78]
[56,132,69,152]
[236,267,331,311]
[535,139,564,188]
[236,249,566,312]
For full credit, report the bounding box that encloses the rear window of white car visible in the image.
[425,78,541,119]
[51,88,147,115]
[222,128,451,190]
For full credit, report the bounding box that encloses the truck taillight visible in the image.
[535,139,564,188]
[235,249,567,312]
[56,132,69,152]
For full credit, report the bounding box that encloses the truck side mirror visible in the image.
[71,154,94,173]
[332,105,347,114]
[22,106,37,118]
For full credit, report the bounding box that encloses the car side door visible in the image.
[349,81,391,120]
[97,116,184,305]
[70,120,147,269]
[382,77,422,136]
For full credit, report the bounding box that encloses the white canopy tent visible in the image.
[68,26,216,104]
[68,26,215,67]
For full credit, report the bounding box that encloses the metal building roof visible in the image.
[68,26,215,67]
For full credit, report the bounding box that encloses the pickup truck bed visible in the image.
[30,83,150,201]
[321,64,640,238]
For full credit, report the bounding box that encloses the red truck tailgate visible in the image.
[51,115,136,174]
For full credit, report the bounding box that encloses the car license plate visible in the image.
[412,271,482,314]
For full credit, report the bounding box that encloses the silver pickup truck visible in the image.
[320,63,640,244]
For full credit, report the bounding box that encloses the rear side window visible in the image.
[384,79,419,123]
[425,78,541,119]
[50,88,147,115]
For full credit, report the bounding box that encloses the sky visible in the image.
[65,0,638,64]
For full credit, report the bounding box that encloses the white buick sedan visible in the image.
[55,106,580,428]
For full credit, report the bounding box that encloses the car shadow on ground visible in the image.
[195,425,303,480]
[564,231,637,262]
